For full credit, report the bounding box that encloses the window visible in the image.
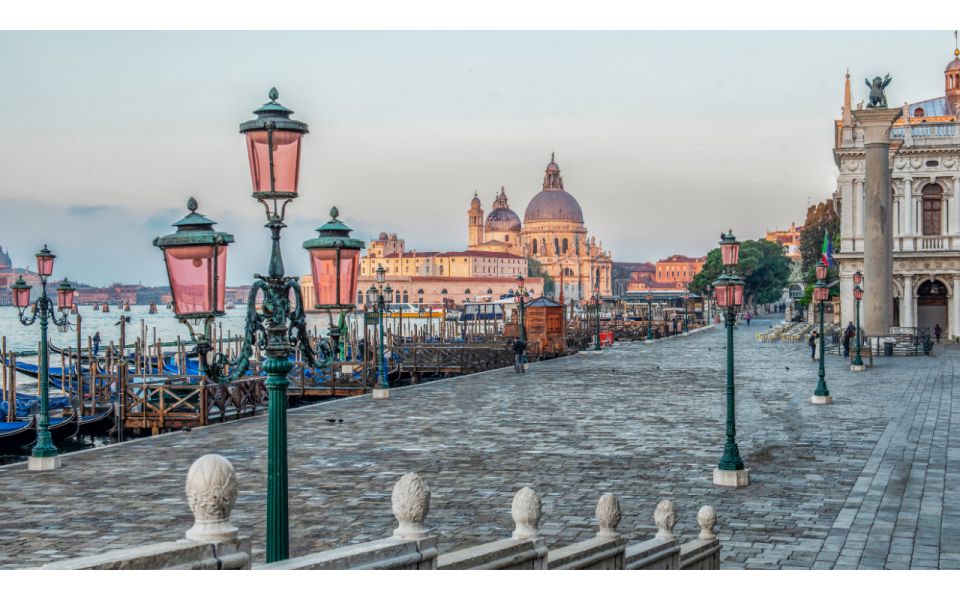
[486,288,493,294]
[562,238,569,254]
[395,291,401,303]
[532,239,538,254]
[554,238,560,254]
[914,107,925,117]
[441,289,448,294]
[505,235,509,241]
[357,291,363,305]
[464,289,471,294]
[403,291,409,303]
[922,183,944,236]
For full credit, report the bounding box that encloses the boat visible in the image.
[78,404,115,436]
[93,303,100,311]
[0,416,36,450]
[49,410,79,443]
[225,302,236,310]
[382,303,444,318]
[148,303,158,314]
[102,304,110,313]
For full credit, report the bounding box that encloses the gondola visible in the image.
[49,411,79,443]
[0,417,36,450]
[78,404,115,436]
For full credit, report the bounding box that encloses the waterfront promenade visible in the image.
[1,317,958,569]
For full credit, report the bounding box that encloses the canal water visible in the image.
[1,304,447,465]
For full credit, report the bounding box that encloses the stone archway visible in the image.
[916,279,948,336]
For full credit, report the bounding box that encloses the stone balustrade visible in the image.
[44,454,721,571]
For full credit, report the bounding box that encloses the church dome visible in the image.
[485,186,521,232]
[523,155,584,223]
[0,247,11,270]
[947,48,960,73]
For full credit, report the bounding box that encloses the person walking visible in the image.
[934,323,942,343]
[808,330,818,361]
[745,311,752,327]
[843,321,854,358]
[512,337,527,373]
[93,331,101,356]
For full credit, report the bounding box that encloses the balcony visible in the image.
[893,235,959,252]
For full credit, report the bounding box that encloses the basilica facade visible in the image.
[467,155,613,302]
[834,47,960,337]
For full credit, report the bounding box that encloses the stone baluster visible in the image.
[185,453,240,543]
[512,486,542,540]
[680,505,721,570]
[697,506,718,540]
[392,472,431,540]
[654,499,677,541]
[595,493,622,539]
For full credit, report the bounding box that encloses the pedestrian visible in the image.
[808,331,818,360]
[745,312,752,327]
[934,323,942,343]
[842,321,854,358]
[93,331,101,356]
[512,337,527,373]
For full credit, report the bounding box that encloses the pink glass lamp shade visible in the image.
[56,279,77,311]
[302,207,366,310]
[719,231,740,267]
[10,277,32,308]
[815,264,828,281]
[35,245,55,277]
[853,286,864,301]
[239,88,309,198]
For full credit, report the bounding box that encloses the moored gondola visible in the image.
[49,411,79,443]
[78,404,115,436]
[0,417,36,449]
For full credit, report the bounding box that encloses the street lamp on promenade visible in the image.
[9,247,76,471]
[852,271,865,372]
[645,292,654,342]
[153,89,363,563]
[593,282,602,351]
[812,263,832,404]
[713,230,749,488]
[516,275,526,344]
[367,265,392,399]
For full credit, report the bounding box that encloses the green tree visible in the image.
[690,239,792,305]
[527,257,555,297]
[799,199,841,301]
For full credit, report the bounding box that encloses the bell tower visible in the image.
[946,35,960,115]
[468,191,484,248]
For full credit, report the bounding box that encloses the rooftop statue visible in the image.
[865,74,892,108]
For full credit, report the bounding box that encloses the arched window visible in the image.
[357,291,363,305]
[532,239,538,254]
[441,288,448,294]
[563,267,574,276]
[402,291,409,303]
[486,288,493,294]
[464,289,471,294]
[562,238,569,254]
[439,265,444,275]
[395,290,401,303]
[416,289,424,294]
[922,183,943,236]
[554,238,560,255]
[914,107,925,118]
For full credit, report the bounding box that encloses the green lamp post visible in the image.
[851,271,865,371]
[154,89,364,563]
[713,230,749,488]
[366,265,391,399]
[516,275,526,344]
[812,263,832,404]
[10,250,76,471]
[646,292,654,342]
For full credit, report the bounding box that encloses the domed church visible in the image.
[467,154,613,302]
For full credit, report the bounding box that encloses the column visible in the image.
[902,274,914,328]
[903,177,914,250]
[854,107,902,336]
[952,177,960,236]
[953,277,960,339]
[855,179,865,243]
[840,179,855,252]
[840,272,854,329]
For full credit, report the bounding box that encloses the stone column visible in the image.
[840,179,855,252]
[902,274,914,328]
[953,277,960,339]
[855,179,865,245]
[853,107,902,336]
[952,177,960,237]
[903,177,914,250]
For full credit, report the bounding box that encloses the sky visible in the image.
[0,30,957,286]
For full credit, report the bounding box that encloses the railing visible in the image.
[891,124,958,139]
[44,455,722,571]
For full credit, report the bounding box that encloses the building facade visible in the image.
[765,223,803,261]
[0,246,43,305]
[654,255,706,288]
[834,48,960,337]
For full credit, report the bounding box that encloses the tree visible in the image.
[690,239,792,305]
[527,257,555,297]
[799,199,841,302]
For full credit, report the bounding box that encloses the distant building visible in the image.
[0,246,43,305]
[765,223,803,260]
[612,261,655,297]
[654,255,706,288]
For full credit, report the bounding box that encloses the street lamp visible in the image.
[593,282,602,351]
[852,279,865,371]
[811,263,832,404]
[154,89,363,563]
[9,246,76,471]
[516,275,526,344]
[682,293,690,334]
[713,230,748,488]
[366,265,391,399]
[645,292,654,342]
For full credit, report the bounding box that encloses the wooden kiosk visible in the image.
[522,296,566,357]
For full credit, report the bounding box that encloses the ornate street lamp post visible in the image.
[713,231,749,488]
[367,265,392,399]
[852,271,865,371]
[646,293,654,342]
[9,247,76,471]
[812,264,832,404]
[516,275,526,344]
[593,282,602,351]
[154,89,363,563]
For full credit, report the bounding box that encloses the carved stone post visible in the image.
[697,506,717,541]
[853,106,902,336]
[654,500,677,541]
[184,454,239,543]
[391,473,431,540]
[595,493,622,539]
[511,487,542,540]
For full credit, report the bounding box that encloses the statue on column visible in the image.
[865,74,892,108]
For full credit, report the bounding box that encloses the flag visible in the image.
[820,230,834,267]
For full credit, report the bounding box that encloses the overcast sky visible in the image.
[1,31,957,285]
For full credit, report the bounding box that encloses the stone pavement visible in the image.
[1,317,958,569]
